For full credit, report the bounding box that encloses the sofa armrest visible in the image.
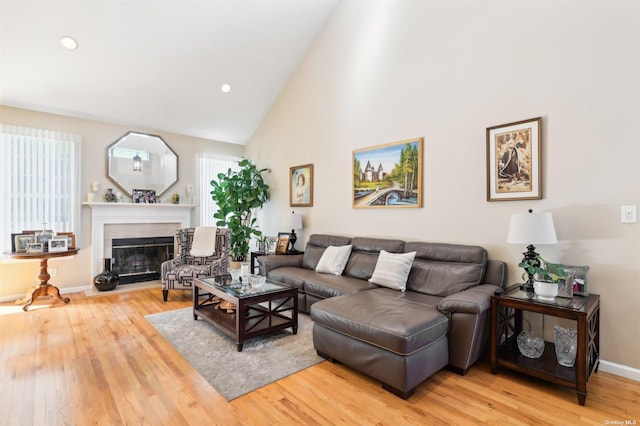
[258,254,304,275]
[438,284,502,314]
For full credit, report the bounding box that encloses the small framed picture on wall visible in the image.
[289,164,313,207]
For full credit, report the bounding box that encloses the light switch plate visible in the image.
[621,205,637,223]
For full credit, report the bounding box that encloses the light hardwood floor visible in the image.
[0,288,638,425]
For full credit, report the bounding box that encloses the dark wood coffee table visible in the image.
[193,275,298,351]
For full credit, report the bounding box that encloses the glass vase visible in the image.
[554,325,578,367]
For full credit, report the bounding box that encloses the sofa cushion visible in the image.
[343,237,405,280]
[302,234,352,270]
[369,250,416,291]
[311,288,449,356]
[404,242,487,297]
[266,266,313,292]
[316,245,352,275]
[304,273,378,300]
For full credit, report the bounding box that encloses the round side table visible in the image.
[4,248,79,311]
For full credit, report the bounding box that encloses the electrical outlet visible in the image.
[621,205,637,223]
[50,267,58,277]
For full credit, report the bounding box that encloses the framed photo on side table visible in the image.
[486,117,542,201]
[48,238,68,252]
[275,232,290,254]
[13,234,35,253]
[26,242,44,253]
[56,232,76,249]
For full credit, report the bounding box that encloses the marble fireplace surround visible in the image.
[84,202,194,280]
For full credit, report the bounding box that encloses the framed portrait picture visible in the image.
[132,189,157,204]
[486,117,542,201]
[13,234,35,253]
[290,164,313,207]
[353,137,423,208]
[48,238,68,252]
[276,232,290,254]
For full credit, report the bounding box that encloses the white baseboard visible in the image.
[598,360,640,382]
[0,285,90,303]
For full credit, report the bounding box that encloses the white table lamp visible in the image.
[507,209,558,292]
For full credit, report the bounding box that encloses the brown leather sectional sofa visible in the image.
[258,234,507,399]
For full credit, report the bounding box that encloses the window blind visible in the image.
[0,124,82,251]
[198,152,241,227]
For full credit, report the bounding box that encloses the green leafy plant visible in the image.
[210,159,270,262]
[519,255,568,283]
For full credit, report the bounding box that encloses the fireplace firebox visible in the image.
[111,236,174,284]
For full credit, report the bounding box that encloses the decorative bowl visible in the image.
[249,275,266,288]
[517,331,545,359]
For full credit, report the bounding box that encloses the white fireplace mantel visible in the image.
[83,202,195,277]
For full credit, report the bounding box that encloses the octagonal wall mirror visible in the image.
[107,131,178,197]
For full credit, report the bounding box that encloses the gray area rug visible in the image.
[145,307,323,401]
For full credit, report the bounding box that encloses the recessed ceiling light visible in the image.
[221,84,232,93]
[59,36,78,50]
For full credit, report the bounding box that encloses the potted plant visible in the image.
[255,234,273,254]
[519,255,568,299]
[210,159,270,262]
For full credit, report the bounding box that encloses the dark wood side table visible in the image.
[250,251,269,274]
[4,249,79,311]
[490,285,600,406]
[250,250,303,274]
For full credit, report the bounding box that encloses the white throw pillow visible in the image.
[369,250,417,291]
[315,245,353,275]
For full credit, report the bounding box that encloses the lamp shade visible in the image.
[288,213,303,230]
[507,211,557,245]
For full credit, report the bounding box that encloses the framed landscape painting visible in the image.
[352,138,423,209]
[486,117,542,201]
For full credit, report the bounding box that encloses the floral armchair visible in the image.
[160,227,230,301]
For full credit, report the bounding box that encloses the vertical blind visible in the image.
[0,124,81,251]
[198,152,241,227]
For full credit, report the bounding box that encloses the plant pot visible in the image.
[533,280,558,300]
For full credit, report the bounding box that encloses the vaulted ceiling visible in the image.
[0,1,339,144]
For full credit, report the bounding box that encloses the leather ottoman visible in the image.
[310,288,450,398]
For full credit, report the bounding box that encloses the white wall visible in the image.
[246,1,640,370]
[0,105,244,297]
